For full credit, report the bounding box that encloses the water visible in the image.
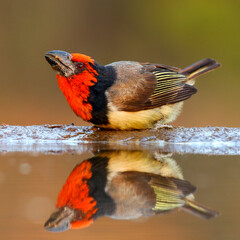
[0,145,239,240]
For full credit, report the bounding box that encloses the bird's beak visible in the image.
[45,50,76,77]
[44,206,75,232]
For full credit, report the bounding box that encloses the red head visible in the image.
[45,50,98,121]
[44,161,98,232]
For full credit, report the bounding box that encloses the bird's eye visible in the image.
[77,63,84,69]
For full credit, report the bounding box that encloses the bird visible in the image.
[44,150,219,232]
[45,50,221,130]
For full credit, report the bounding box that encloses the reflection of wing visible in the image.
[106,171,196,219]
[106,171,156,219]
[106,62,197,111]
[148,173,196,212]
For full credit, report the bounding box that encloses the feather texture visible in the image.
[148,71,197,107]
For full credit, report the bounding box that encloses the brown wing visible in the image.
[106,61,197,112]
[146,68,197,109]
[106,61,157,111]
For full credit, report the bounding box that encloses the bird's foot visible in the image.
[44,124,64,129]
[154,122,174,130]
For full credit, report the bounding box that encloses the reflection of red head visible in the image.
[56,161,97,229]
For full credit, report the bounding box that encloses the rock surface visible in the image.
[0,125,239,155]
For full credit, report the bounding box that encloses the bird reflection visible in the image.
[44,150,219,232]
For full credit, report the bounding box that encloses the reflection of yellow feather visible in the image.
[97,102,183,130]
[98,151,181,179]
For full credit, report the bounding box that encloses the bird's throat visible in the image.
[57,73,97,121]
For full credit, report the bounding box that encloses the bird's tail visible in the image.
[182,199,219,219]
[180,58,221,80]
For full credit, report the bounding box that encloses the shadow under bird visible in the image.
[45,50,221,130]
[44,151,219,232]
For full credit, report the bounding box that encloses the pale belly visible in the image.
[97,102,184,130]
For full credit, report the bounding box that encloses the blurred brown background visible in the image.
[0,0,239,127]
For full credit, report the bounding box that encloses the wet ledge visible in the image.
[0,125,239,155]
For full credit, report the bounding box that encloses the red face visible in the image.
[45,50,98,121]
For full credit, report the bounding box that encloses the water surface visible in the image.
[0,146,239,240]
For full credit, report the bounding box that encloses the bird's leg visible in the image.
[154,152,173,162]
[153,120,174,130]
[44,124,64,129]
